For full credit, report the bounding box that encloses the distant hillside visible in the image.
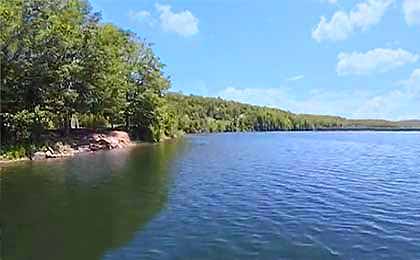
[344,119,420,129]
[395,120,420,128]
[167,93,420,133]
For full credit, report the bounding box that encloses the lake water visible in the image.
[2,132,420,260]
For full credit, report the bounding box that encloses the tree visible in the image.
[1,0,172,146]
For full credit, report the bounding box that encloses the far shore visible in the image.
[2,127,419,164]
[310,127,420,132]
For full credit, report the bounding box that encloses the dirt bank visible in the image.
[1,129,136,162]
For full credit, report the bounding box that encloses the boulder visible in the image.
[78,145,91,153]
[32,152,46,160]
[47,146,55,154]
[90,131,132,151]
[109,131,131,146]
[45,150,56,158]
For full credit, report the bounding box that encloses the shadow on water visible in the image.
[1,139,187,260]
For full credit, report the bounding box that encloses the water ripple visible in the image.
[33,132,420,260]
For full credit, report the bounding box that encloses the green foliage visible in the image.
[0,144,45,160]
[0,145,28,160]
[1,108,54,143]
[1,0,170,145]
[78,114,109,129]
[167,93,346,134]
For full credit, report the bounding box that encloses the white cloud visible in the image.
[407,68,420,85]
[128,10,155,26]
[215,80,419,120]
[218,87,289,109]
[321,0,338,4]
[401,68,420,96]
[312,0,394,42]
[217,86,367,117]
[286,75,305,81]
[403,0,420,26]
[357,69,420,119]
[337,48,418,75]
[155,4,199,37]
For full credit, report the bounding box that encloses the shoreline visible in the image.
[0,143,141,166]
[0,130,138,164]
[309,127,420,132]
[185,128,420,136]
[2,128,419,164]
[0,133,182,165]
[0,141,155,166]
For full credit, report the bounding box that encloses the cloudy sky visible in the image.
[90,0,420,120]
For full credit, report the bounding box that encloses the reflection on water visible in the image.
[104,132,420,260]
[1,139,186,260]
[2,132,420,260]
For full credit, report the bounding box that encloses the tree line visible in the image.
[166,94,420,133]
[167,93,345,133]
[2,0,419,156]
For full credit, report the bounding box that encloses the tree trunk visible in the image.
[125,112,129,130]
[65,112,71,136]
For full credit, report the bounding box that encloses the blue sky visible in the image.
[89,0,420,120]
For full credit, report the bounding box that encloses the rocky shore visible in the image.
[4,130,134,162]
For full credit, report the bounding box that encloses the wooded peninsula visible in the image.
[1,0,419,160]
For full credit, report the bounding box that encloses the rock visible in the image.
[47,146,55,154]
[53,142,64,151]
[78,146,91,153]
[110,131,131,146]
[45,150,55,158]
[90,131,131,151]
[89,142,106,151]
[32,151,46,160]
[2,130,133,162]
[53,142,73,153]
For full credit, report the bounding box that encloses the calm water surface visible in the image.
[2,132,420,259]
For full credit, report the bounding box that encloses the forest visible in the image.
[1,0,172,144]
[1,0,419,159]
[167,93,346,133]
